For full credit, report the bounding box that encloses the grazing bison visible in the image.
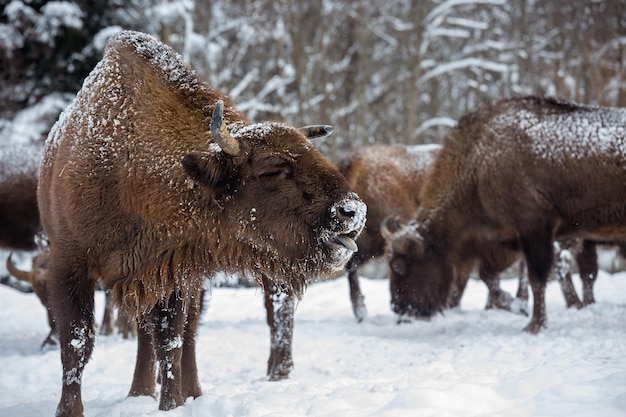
[39,30,365,416]
[339,144,523,322]
[380,96,626,333]
[338,144,442,320]
[381,215,523,320]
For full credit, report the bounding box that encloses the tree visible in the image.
[0,0,149,142]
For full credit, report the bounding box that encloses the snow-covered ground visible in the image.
[0,269,625,417]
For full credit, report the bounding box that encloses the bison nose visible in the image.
[331,193,367,236]
[324,194,366,253]
[337,205,356,221]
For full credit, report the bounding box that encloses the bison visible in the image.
[339,144,525,322]
[380,96,626,333]
[338,144,441,320]
[0,142,41,252]
[38,30,365,416]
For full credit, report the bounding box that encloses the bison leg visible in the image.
[480,266,515,312]
[41,306,59,348]
[576,240,598,306]
[516,260,529,301]
[553,246,583,309]
[263,275,294,381]
[116,309,138,339]
[346,258,367,322]
[129,322,157,398]
[520,232,554,334]
[446,271,469,309]
[181,289,203,399]
[130,291,200,404]
[100,289,115,335]
[50,259,96,417]
[147,292,189,411]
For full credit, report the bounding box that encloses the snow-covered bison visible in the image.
[380,96,626,333]
[337,144,442,320]
[339,144,525,322]
[38,30,365,417]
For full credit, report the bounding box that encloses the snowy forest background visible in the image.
[1,0,625,159]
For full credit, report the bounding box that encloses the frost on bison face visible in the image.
[38,30,365,417]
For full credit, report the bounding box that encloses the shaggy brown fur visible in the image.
[39,31,365,417]
[381,96,626,333]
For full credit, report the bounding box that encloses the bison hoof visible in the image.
[565,300,584,309]
[353,301,367,323]
[268,359,293,381]
[128,387,158,399]
[522,319,546,334]
[582,297,595,307]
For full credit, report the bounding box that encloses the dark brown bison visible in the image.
[380,96,626,333]
[38,31,365,416]
[0,143,41,251]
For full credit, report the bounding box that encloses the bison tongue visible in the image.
[334,235,358,252]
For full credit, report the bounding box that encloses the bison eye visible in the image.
[258,163,292,179]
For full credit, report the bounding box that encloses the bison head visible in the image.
[381,216,452,320]
[181,101,366,295]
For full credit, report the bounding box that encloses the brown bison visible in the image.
[338,144,441,319]
[339,144,525,322]
[380,96,626,333]
[38,31,365,416]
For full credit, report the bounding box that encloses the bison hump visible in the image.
[105,30,201,94]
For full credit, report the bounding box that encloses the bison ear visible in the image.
[299,125,333,140]
[181,152,235,196]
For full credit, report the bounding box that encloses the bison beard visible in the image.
[38,31,365,417]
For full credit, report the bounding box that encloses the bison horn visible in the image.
[6,253,32,284]
[380,216,402,242]
[210,100,240,156]
[299,125,334,140]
